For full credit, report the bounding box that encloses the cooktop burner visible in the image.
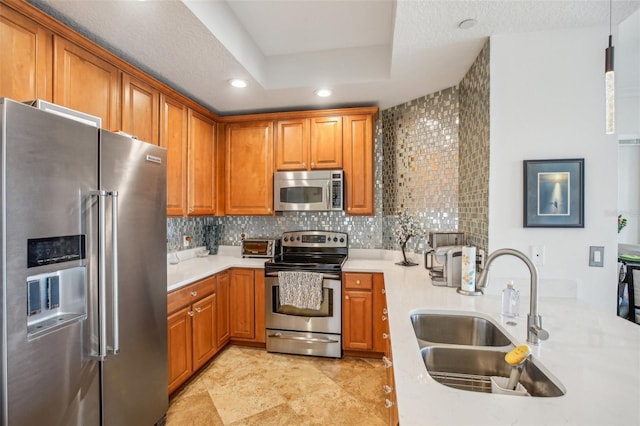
[264,230,348,275]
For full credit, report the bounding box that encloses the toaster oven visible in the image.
[241,238,281,258]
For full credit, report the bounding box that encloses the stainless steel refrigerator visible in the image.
[0,98,168,425]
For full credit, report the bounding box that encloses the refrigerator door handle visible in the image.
[109,190,120,355]
[92,189,109,361]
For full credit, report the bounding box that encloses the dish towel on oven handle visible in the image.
[278,271,323,310]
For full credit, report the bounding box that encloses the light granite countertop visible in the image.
[167,247,640,425]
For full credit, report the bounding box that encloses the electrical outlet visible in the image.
[530,245,545,266]
[183,235,191,248]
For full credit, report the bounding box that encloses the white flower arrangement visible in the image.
[394,211,423,266]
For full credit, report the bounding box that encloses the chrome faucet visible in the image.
[476,248,549,345]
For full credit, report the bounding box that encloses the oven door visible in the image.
[265,276,341,334]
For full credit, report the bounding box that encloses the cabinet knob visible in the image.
[382,315,387,321]
[195,307,202,313]
[383,308,388,315]
[381,288,386,294]
[383,384,393,394]
[302,162,306,168]
[188,311,194,317]
[382,355,393,368]
[191,291,197,297]
[382,332,389,340]
[355,280,361,285]
[345,295,349,300]
[385,398,395,409]
[311,162,315,168]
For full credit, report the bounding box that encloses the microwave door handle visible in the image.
[326,181,331,210]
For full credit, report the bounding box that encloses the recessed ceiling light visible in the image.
[458,19,477,30]
[229,79,247,88]
[315,89,332,97]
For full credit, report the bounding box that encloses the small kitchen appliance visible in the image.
[264,230,348,358]
[241,238,281,258]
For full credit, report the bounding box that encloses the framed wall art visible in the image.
[523,158,584,228]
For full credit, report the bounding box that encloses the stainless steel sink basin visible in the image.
[420,346,566,397]
[411,313,513,347]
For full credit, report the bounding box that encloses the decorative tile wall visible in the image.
[458,41,490,252]
[167,46,490,255]
[380,87,460,252]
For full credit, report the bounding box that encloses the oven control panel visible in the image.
[281,231,348,248]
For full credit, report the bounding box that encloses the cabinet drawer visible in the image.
[344,273,373,290]
[168,276,216,314]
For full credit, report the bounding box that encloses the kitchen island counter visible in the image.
[344,252,640,426]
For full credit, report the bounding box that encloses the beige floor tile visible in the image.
[168,346,387,426]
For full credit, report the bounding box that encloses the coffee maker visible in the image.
[425,232,465,287]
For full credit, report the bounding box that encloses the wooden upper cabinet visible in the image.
[121,73,159,145]
[188,110,216,215]
[275,118,309,170]
[225,121,274,215]
[310,116,342,170]
[53,36,119,130]
[343,114,374,215]
[0,4,52,102]
[160,94,188,216]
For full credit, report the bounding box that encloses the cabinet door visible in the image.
[192,293,217,370]
[0,5,52,102]
[225,121,274,215]
[160,94,188,216]
[343,290,373,351]
[168,306,193,394]
[343,114,374,215]
[254,270,266,344]
[216,270,230,347]
[275,118,309,170]
[53,36,119,130]
[188,109,216,215]
[229,269,255,339]
[310,116,342,169]
[121,73,159,145]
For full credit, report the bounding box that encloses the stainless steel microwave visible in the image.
[273,170,344,212]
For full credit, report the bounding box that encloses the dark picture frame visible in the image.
[523,158,584,228]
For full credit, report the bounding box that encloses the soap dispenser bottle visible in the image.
[501,281,520,318]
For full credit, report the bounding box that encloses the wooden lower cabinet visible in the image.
[229,268,265,344]
[216,270,230,347]
[342,272,386,353]
[167,274,221,394]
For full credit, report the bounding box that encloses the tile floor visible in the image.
[166,345,388,425]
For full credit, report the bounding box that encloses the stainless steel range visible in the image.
[265,230,348,358]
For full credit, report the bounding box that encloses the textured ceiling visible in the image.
[27,0,640,116]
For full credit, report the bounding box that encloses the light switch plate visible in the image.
[589,246,604,267]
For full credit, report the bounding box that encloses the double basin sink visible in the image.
[411,312,566,397]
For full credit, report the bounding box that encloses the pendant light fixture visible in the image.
[605,0,615,134]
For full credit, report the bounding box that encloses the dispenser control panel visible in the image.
[27,235,85,268]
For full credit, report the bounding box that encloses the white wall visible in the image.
[488,27,619,314]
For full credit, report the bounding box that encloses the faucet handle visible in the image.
[529,325,549,341]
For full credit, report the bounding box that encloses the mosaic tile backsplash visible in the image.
[167,45,490,254]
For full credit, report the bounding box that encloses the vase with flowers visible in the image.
[618,214,628,233]
[393,211,423,266]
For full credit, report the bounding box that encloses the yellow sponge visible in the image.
[505,345,531,366]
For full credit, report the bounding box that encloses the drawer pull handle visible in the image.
[385,398,394,408]
[191,291,197,297]
[383,384,393,394]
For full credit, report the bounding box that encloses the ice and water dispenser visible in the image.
[26,235,87,338]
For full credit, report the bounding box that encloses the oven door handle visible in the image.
[268,332,339,344]
[265,271,341,280]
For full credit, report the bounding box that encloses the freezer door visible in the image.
[99,130,168,425]
[1,99,101,425]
